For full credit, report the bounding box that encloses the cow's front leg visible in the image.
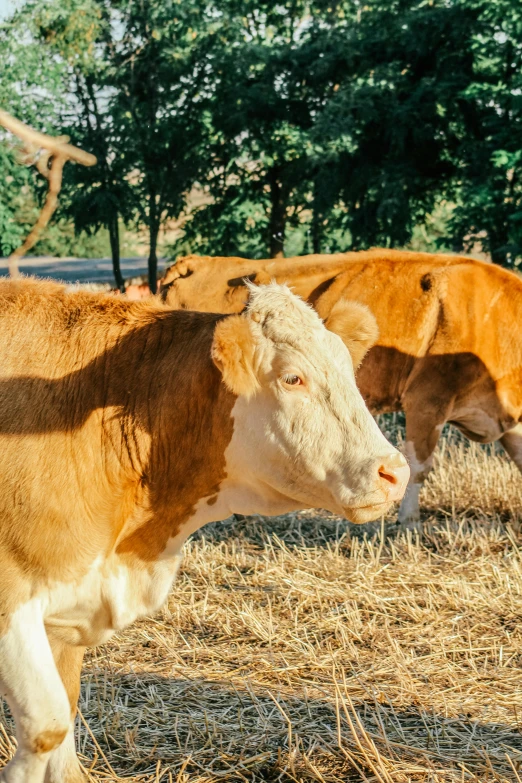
[398,412,444,530]
[398,362,455,531]
[500,423,522,473]
[0,602,71,783]
[45,641,86,783]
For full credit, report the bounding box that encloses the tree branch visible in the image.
[0,109,97,276]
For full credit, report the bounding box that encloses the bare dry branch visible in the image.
[0,110,96,166]
[0,109,97,276]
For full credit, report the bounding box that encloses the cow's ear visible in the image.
[211,315,260,397]
[227,272,257,287]
[325,299,379,369]
[227,269,271,290]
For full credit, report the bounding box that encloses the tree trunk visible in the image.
[148,219,159,295]
[268,170,286,258]
[311,181,322,255]
[490,242,509,266]
[311,214,321,255]
[489,223,510,266]
[108,215,125,293]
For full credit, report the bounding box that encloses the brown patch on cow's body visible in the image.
[308,276,337,306]
[299,258,522,430]
[228,273,257,287]
[49,638,85,717]
[0,279,236,611]
[32,728,68,755]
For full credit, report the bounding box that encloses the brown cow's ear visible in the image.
[228,269,271,290]
[325,299,379,369]
[227,272,257,287]
[211,315,260,397]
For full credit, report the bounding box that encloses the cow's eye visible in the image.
[281,374,303,386]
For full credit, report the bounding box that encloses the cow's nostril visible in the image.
[379,466,398,485]
[376,454,410,501]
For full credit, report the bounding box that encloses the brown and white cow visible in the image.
[161,249,522,527]
[0,278,407,783]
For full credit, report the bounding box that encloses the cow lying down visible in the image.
[0,278,407,783]
[161,249,522,527]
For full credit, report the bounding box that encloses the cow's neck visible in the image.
[256,253,358,302]
[103,310,236,562]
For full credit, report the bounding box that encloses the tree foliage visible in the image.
[445,0,522,265]
[1,0,522,279]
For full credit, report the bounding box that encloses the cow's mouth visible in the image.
[342,500,394,525]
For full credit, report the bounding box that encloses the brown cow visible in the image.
[0,278,407,783]
[161,249,522,527]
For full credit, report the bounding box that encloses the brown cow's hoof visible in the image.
[398,518,423,534]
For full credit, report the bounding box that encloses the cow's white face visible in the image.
[212,284,409,524]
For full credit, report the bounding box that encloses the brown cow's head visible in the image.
[160,255,267,313]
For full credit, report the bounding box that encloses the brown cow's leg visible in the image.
[44,641,86,783]
[398,362,455,529]
[398,410,447,529]
[500,423,522,473]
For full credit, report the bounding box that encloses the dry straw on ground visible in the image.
[2,427,522,782]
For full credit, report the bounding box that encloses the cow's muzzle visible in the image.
[342,452,410,524]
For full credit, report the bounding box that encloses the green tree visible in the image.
[2,0,207,290]
[4,0,522,272]
[177,0,522,266]
[10,0,136,288]
[175,1,341,259]
[175,0,480,258]
[299,0,480,251]
[109,0,209,291]
[0,7,66,256]
[444,0,522,266]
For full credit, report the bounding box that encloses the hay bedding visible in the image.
[2,436,522,781]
